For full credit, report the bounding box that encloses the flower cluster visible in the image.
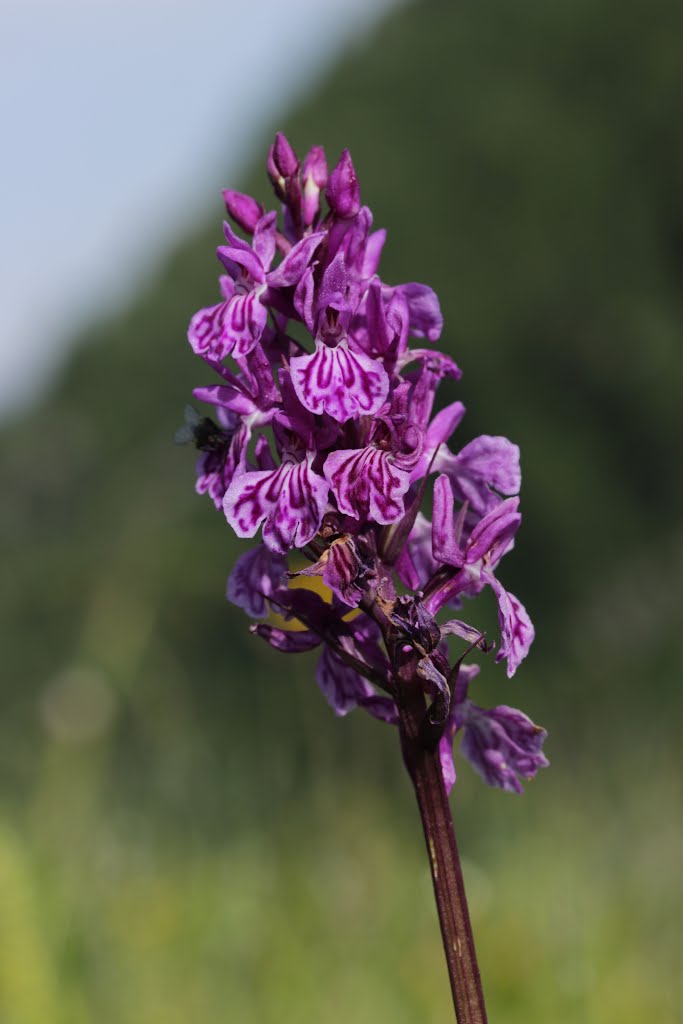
[182,133,548,793]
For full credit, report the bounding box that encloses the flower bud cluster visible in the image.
[182,133,548,793]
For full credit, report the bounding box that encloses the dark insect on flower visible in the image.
[174,404,227,452]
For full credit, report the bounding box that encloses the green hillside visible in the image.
[1,0,681,1021]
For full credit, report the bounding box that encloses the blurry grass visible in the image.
[1,745,680,1024]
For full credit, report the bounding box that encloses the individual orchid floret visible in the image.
[290,259,390,422]
[227,544,287,618]
[426,475,534,675]
[459,702,549,793]
[290,332,389,423]
[324,423,421,527]
[189,218,324,361]
[223,449,329,554]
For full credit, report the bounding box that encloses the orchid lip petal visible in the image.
[227,545,287,618]
[290,339,389,423]
[324,445,412,526]
[223,453,329,554]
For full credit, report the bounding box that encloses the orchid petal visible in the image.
[460,701,548,792]
[266,232,325,288]
[324,446,411,526]
[325,149,360,219]
[223,454,329,554]
[227,545,287,618]
[217,221,266,283]
[251,211,277,272]
[482,571,535,677]
[396,282,443,341]
[316,647,374,716]
[290,339,389,423]
[466,497,520,565]
[432,475,465,567]
[251,624,321,652]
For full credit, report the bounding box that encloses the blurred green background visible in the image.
[1,0,682,1020]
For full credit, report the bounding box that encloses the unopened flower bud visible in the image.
[267,132,299,199]
[326,149,360,219]
[301,145,328,226]
[222,190,263,233]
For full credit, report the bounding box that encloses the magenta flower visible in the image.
[181,133,548,1022]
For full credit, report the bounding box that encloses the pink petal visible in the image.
[324,446,411,526]
[290,339,389,423]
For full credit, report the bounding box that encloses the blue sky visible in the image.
[0,0,398,418]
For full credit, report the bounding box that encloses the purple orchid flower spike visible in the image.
[185,128,544,777]
[181,133,547,1024]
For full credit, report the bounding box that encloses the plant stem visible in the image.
[397,685,488,1024]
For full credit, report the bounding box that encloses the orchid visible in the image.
[180,133,548,1023]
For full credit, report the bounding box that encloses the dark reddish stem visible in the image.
[397,682,488,1024]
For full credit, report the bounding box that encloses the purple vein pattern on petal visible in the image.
[324,446,412,525]
[223,454,329,554]
[460,702,548,793]
[227,544,287,618]
[315,647,374,716]
[290,340,389,422]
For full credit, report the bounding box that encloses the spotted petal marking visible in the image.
[223,454,329,554]
[290,339,389,423]
[324,446,411,525]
